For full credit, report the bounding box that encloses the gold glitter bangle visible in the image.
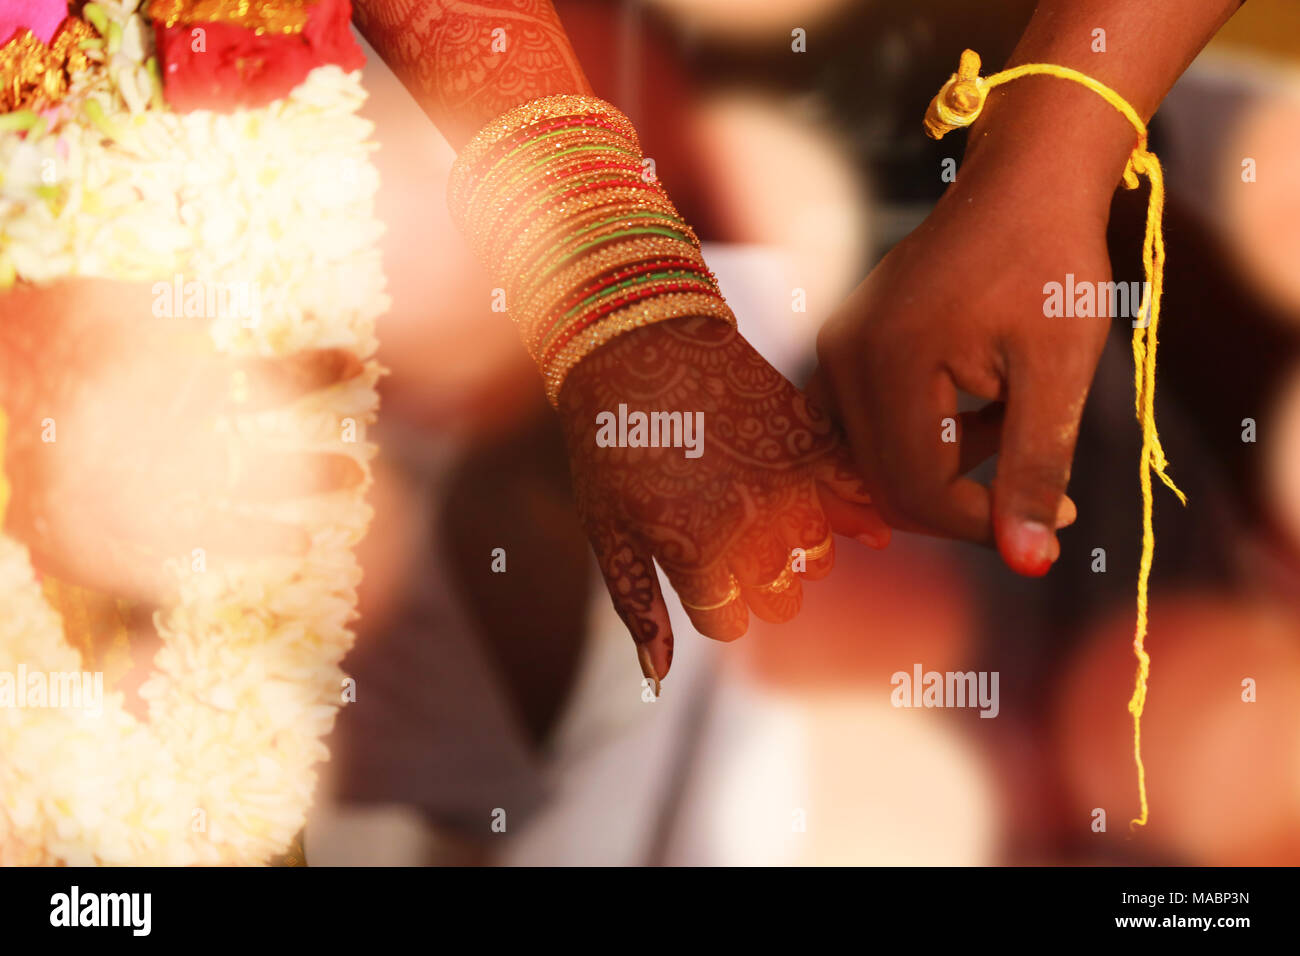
[528,209,699,271]
[468,153,658,255]
[523,219,700,294]
[517,236,710,316]
[538,272,719,355]
[479,172,665,255]
[483,184,680,266]
[449,95,640,197]
[520,248,715,350]
[467,126,641,205]
[543,292,736,405]
[458,121,640,212]
[451,96,735,406]
[473,166,648,251]
[502,204,698,298]
[449,95,641,212]
[517,239,716,348]
[464,137,643,227]
[514,244,712,348]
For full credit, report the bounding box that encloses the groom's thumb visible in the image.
[993,353,1089,576]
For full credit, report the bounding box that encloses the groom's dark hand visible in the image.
[812,137,1094,576]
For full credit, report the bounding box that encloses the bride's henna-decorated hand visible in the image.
[558,315,889,686]
[354,0,888,685]
[0,280,366,602]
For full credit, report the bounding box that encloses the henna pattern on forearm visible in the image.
[352,0,591,148]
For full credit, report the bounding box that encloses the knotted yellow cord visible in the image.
[925,50,1187,828]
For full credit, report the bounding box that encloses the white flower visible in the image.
[0,7,385,865]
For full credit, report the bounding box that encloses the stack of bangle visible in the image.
[448,94,736,405]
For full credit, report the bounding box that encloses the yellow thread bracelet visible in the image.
[925,49,1188,829]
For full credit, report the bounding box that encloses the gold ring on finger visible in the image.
[754,565,797,596]
[800,535,833,563]
[680,574,742,612]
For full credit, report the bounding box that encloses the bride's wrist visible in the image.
[557,313,737,416]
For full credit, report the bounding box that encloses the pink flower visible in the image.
[0,0,68,45]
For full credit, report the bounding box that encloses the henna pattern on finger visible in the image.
[589,524,660,644]
[780,484,836,579]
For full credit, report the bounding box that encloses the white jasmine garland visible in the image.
[0,1,386,864]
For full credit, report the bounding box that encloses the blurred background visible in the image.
[307,0,1300,865]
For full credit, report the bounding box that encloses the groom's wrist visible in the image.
[954,80,1135,227]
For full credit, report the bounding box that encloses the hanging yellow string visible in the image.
[924,49,1187,828]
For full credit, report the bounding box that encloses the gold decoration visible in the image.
[146,0,313,35]
[0,21,94,114]
[679,574,742,613]
[754,566,797,596]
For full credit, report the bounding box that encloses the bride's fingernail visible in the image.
[637,645,661,697]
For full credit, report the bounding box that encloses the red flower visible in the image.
[155,0,365,112]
